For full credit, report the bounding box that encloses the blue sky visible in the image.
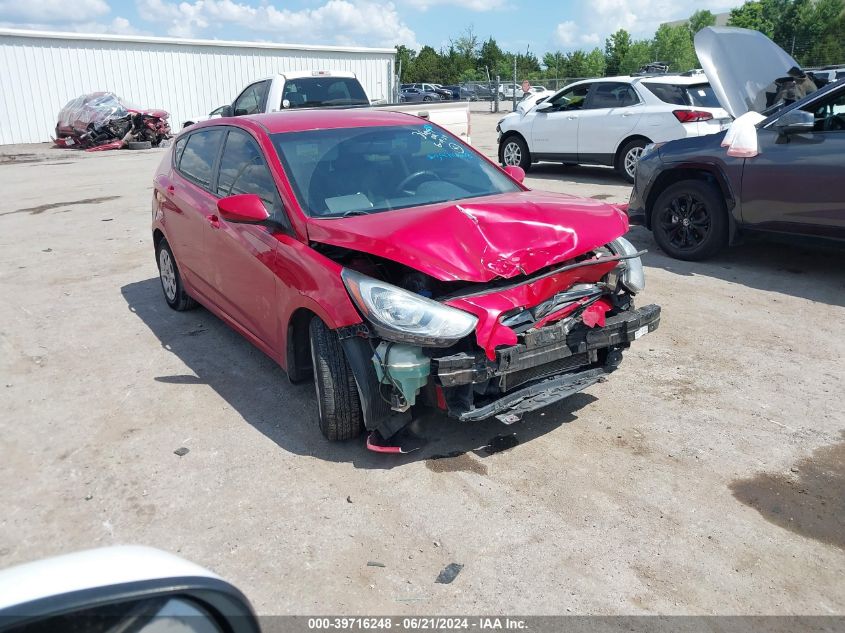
[0,0,738,56]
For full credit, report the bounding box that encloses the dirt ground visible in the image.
[1,114,843,615]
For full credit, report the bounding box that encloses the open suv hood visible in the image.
[695,26,806,118]
[305,191,629,283]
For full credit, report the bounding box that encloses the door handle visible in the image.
[208,214,220,228]
[567,116,577,120]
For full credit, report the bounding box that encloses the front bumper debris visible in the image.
[434,304,660,388]
[433,304,661,423]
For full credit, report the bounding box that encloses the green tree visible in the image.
[652,24,698,72]
[688,9,716,34]
[395,45,416,83]
[618,40,654,75]
[542,51,567,78]
[478,37,505,80]
[409,45,441,82]
[604,29,632,76]
[584,47,607,77]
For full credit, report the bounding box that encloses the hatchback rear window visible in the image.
[643,82,721,108]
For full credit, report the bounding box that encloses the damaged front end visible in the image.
[330,236,660,439]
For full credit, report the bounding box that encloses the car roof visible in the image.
[571,74,710,86]
[238,108,424,134]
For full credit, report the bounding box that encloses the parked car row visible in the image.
[497,26,843,262]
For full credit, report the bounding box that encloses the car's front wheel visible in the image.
[499,135,531,170]
[617,139,648,183]
[157,239,197,311]
[309,317,364,441]
[651,180,728,261]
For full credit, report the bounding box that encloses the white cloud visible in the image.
[403,0,506,10]
[588,0,736,39]
[0,16,146,34]
[554,20,600,48]
[0,0,109,22]
[135,0,419,48]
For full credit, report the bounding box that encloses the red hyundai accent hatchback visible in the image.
[152,110,660,451]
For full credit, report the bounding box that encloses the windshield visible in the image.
[281,77,369,108]
[643,82,721,108]
[272,125,521,218]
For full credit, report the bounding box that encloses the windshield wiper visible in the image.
[340,209,371,218]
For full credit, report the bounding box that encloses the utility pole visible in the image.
[512,55,517,111]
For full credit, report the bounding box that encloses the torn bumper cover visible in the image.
[433,304,661,423]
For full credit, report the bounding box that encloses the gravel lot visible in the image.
[1,113,843,615]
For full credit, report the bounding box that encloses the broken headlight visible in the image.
[342,269,478,347]
[608,237,645,294]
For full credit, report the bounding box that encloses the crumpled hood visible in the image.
[695,26,806,118]
[306,191,628,283]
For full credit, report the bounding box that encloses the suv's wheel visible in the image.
[309,317,364,441]
[156,239,197,311]
[499,135,531,170]
[651,180,728,261]
[617,138,648,183]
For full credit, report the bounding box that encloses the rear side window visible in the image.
[173,136,187,165]
[281,77,369,108]
[216,130,284,219]
[587,82,640,108]
[178,129,224,189]
[644,82,720,108]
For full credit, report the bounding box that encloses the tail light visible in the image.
[673,110,713,123]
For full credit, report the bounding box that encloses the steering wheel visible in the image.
[395,170,441,194]
[823,115,845,131]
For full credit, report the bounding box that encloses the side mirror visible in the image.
[535,101,554,112]
[218,194,270,223]
[504,165,525,183]
[233,107,248,117]
[773,109,814,134]
[0,546,260,633]
[220,105,234,117]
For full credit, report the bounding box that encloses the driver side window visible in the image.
[804,89,845,132]
[216,129,287,225]
[547,84,592,111]
[233,81,269,116]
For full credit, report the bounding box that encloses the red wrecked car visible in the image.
[55,92,171,151]
[152,110,660,451]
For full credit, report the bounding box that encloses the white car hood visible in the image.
[695,26,806,118]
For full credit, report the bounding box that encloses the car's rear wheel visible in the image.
[617,139,648,183]
[309,317,364,441]
[499,135,531,170]
[423,96,432,102]
[157,239,197,311]
[651,180,728,261]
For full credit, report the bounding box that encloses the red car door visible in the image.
[205,128,283,351]
[161,128,225,300]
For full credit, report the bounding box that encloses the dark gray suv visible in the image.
[627,27,845,260]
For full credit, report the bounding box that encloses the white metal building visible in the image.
[0,29,395,145]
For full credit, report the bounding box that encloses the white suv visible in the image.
[497,75,731,182]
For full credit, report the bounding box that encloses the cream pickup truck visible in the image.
[184,70,471,144]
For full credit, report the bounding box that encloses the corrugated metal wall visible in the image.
[0,30,395,145]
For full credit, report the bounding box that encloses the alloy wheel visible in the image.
[503,141,522,166]
[159,248,177,302]
[657,193,712,251]
[624,146,644,179]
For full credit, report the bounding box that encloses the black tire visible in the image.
[616,138,648,183]
[127,140,152,150]
[308,317,364,441]
[156,239,197,311]
[499,134,531,170]
[423,96,432,102]
[651,180,728,261]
